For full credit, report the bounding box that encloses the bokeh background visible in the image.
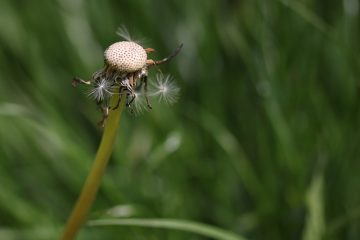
[1,0,360,239]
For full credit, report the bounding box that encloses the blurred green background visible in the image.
[0,0,360,239]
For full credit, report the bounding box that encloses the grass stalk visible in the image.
[61,94,126,240]
[88,218,247,240]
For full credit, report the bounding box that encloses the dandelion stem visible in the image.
[61,94,126,240]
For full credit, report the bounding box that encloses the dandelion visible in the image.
[65,29,182,240]
[72,26,182,127]
[150,74,180,104]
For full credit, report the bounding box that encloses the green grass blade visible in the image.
[302,169,325,240]
[277,0,329,33]
[88,218,247,240]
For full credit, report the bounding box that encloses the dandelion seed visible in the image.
[131,91,149,115]
[116,25,133,42]
[150,74,180,104]
[116,25,148,46]
[87,78,113,102]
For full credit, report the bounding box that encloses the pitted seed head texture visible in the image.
[104,41,147,72]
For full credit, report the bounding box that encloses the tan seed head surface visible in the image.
[104,41,147,72]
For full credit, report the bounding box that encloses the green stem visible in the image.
[61,95,126,240]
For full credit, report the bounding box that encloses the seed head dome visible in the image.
[104,41,147,72]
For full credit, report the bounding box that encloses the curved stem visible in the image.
[88,218,247,240]
[61,95,126,240]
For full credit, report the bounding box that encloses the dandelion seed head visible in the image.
[104,41,147,72]
[73,27,182,126]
